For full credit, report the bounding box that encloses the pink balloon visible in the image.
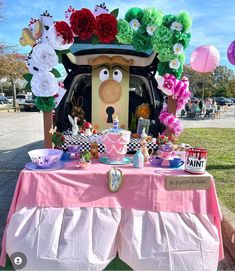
[227,41,235,66]
[190,45,220,73]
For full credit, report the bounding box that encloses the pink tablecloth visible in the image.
[0,160,224,266]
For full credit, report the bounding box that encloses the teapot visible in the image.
[141,139,154,163]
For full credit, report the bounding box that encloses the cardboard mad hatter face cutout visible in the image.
[91,56,132,130]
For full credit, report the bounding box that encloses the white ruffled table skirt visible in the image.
[6,207,220,271]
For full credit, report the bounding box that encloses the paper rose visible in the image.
[48,21,74,50]
[70,9,96,40]
[96,13,118,43]
[170,21,183,31]
[130,19,140,31]
[31,44,58,72]
[173,43,184,55]
[169,58,181,69]
[146,25,157,36]
[31,72,59,97]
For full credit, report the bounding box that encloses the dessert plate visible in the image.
[25,161,64,171]
[99,156,132,165]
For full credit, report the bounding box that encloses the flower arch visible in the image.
[20,4,192,144]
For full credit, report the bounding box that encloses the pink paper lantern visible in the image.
[227,41,235,65]
[190,45,220,73]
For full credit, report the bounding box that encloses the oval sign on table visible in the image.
[108,168,123,193]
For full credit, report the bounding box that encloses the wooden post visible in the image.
[43,111,53,148]
[166,96,177,140]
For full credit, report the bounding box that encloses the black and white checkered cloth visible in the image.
[62,130,157,153]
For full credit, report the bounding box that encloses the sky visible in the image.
[0,0,235,71]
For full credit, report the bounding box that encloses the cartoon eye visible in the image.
[113,69,122,82]
[99,69,109,81]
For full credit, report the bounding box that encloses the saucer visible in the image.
[99,156,132,165]
[25,161,64,171]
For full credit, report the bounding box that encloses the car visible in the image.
[23,99,39,112]
[0,95,13,111]
[216,97,233,106]
[229,97,235,104]
[55,43,164,137]
[6,96,13,103]
[16,94,29,109]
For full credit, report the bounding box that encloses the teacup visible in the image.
[158,150,173,159]
[169,158,184,168]
[149,157,162,167]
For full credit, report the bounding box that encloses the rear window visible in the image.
[16,95,27,99]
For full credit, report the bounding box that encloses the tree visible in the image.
[211,66,234,97]
[183,65,213,98]
[228,79,235,97]
[0,53,28,106]
[183,65,235,98]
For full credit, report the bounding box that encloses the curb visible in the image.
[221,204,235,259]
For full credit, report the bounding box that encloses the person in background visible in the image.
[212,99,218,119]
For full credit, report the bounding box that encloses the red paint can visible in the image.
[185,147,208,174]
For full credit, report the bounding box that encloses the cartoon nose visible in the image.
[99,79,122,103]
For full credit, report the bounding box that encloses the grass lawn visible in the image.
[179,128,235,213]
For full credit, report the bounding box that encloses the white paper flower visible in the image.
[169,59,181,69]
[31,44,58,72]
[170,21,183,31]
[31,72,59,97]
[173,43,184,55]
[48,25,73,51]
[130,19,140,31]
[146,25,157,36]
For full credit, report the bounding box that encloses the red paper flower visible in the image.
[70,9,96,40]
[96,13,117,43]
[54,21,74,44]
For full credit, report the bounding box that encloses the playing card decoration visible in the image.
[54,83,66,108]
[108,168,123,193]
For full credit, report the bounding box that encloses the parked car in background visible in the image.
[6,96,13,103]
[229,97,235,104]
[23,99,39,112]
[216,97,233,106]
[16,94,29,109]
[0,95,13,111]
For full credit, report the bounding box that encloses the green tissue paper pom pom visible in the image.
[157,54,185,79]
[125,7,144,23]
[173,32,191,49]
[152,25,175,62]
[177,11,192,32]
[116,19,133,44]
[132,26,152,52]
[157,61,183,79]
[142,8,163,27]
[162,14,177,28]
[35,96,55,112]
